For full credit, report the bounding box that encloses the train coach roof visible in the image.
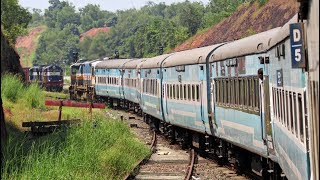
[91,60,102,67]
[210,27,280,62]
[95,59,133,69]
[162,44,223,67]
[122,58,147,69]
[268,14,298,49]
[140,54,174,69]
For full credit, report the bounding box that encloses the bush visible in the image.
[23,83,45,109]
[1,74,24,102]
[1,74,45,109]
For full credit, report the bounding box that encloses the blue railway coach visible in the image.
[122,58,147,112]
[266,15,310,180]
[140,54,173,122]
[95,59,133,107]
[69,10,317,179]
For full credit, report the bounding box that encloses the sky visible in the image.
[19,0,210,12]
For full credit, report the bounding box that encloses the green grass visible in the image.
[1,74,45,109]
[2,117,150,179]
[44,91,69,99]
[1,74,150,179]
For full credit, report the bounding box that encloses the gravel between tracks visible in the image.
[104,108,250,180]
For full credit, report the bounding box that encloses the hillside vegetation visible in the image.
[175,0,299,51]
[15,26,46,67]
[14,0,298,68]
[15,0,261,66]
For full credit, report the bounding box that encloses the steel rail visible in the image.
[123,130,157,180]
[185,149,196,180]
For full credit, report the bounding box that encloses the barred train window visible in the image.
[272,87,306,144]
[214,76,260,114]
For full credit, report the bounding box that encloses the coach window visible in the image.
[220,80,223,104]
[172,85,175,99]
[155,80,158,96]
[183,84,187,100]
[235,78,239,106]
[255,78,259,109]
[148,79,150,94]
[191,85,195,101]
[230,79,234,105]
[148,79,151,94]
[244,78,247,107]
[152,79,154,94]
[298,93,304,142]
[146,80,148,93]
[151,79,153,94]
[225,79,229,104]
[223,79,227,104]
[170,84,173,99]
[293,92,299,137]
[216,80,220,103]
[248,78,252,108]
[154,80,156,95]
[179,84,183,100]
[176,84,179,99]
[151,79,154,95]
[285,91,289,129]
[239,78,243,107]
[147,80,149,93]
[167,84,170,99]
[196,85,200,102]
[187,84,191,101]
[289,92,294,133]
[147,79,149,94]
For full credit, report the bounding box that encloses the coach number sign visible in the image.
[290,23,306,68]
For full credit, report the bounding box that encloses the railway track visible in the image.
[44,94,250,179]
[106,109,250,180]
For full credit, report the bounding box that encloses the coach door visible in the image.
[259,69,274,153]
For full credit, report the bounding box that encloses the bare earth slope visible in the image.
[174,0,299,51]
[80,27,110,41]
[15,26,45,67]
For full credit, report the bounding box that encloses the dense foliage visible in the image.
[27,0,264,66]
[1,0,31,44]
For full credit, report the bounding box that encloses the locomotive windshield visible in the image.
[71,65,79,75]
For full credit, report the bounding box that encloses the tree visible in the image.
[28,8,44,27]
[79,4,115,32]
[1,0,31,44]
[177,1,204,35]
[56,5,80,29]
[34,23,80,65]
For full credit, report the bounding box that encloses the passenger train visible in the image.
[69,9,318,180]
